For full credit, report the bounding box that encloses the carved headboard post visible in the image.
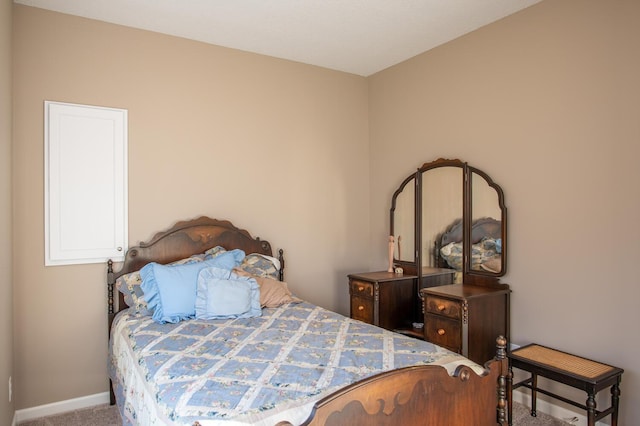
[278,249,285,282]
[107,259,114,316]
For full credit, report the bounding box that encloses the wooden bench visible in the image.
[507,344,623,426]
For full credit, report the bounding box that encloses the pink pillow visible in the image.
[233,268,300,308]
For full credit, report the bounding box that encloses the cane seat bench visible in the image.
[507,344,623,426]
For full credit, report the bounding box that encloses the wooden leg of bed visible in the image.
[109,379,116,405]
[496,336,508,426]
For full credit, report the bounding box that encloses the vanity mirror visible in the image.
[389,158,510,364]
[391,158,507,285]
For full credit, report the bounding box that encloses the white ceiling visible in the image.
[14,0,542,76]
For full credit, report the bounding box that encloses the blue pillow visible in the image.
[116,254,206,317]
[195,267,261,320]
[208,248,245,269]
[141,250,246,324]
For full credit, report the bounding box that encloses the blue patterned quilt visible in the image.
[109,301,481,425]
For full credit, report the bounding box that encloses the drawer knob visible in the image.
[358,286,365,292]
[437,304,446,311]
[358,305,365,311]
[437,328,446,336]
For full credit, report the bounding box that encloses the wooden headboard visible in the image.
[107,216,283,323]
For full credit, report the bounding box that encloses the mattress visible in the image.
[109,301,482,425]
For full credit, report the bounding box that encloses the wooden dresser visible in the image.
[348,272,415,331]
[421,283,510,365]
[348,269,454,333]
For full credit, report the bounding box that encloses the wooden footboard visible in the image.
[280,336,508,426]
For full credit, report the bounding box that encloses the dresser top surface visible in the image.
[421,283,510,299]
[348,271,417,282]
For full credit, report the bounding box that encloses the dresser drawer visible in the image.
[351,296,374,323]
[425,314,461,353]
[424,296,461,320]
[349,280,374,299]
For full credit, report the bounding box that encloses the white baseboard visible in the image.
[13,392,110,424]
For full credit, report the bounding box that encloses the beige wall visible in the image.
[1,0,13,424]
[12,5,370,409]
[369,0,639,423]
[11,0,640,423]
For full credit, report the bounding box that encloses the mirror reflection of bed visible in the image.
[435,216,503,277]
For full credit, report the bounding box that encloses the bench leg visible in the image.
[586,393,596,426]
[530,373,537,417]
[611,381,621,426]
[507,365,513,426]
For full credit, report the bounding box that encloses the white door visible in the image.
[45,101,128,266]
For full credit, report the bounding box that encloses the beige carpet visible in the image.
[18,401,570,425]
[18,404,120,426]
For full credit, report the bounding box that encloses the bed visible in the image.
[107,216,509,425]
